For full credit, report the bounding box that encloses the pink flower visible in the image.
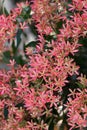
[67,89,87,129]
[19,22,28,30]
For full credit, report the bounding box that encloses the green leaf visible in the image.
[76,82,86,89]
[24,41,38,49]
[16,29,23,48]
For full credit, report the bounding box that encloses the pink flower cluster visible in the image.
[0,0,87,130]
[31,0,65,35]
[67,89,87,130]
[0,1,28,51]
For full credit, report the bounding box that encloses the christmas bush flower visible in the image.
[0,0,87,130]
[0,1,29,51]
[67,88,87,130]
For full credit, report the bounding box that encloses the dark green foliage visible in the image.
[4,104,9,120]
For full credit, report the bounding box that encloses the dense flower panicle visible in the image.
[0,15,16,48]
[28,39,79,91]
[0,1,29,51]
[0,0,87,130]
[69,0,87,11]
[67,89,87,129]
[69,13,87,37]
[29,54,49,80]
[24,88,60,117]
[31,0,64,34]
[68,0,87,39]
